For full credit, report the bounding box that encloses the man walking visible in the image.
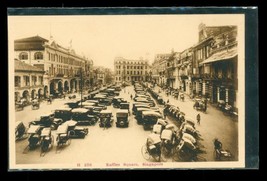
[197,113,201,125]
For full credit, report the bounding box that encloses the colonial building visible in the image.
[192,23,238,109]
[14,59,45,103]
[14,36,93,97]
[114,57,150,84]
[151,53,171,87]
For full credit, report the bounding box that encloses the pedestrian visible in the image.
[130,94,133,100]
[167,99,169,103]
[197,113,201,125]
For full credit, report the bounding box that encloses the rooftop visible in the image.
[15,59,44,73]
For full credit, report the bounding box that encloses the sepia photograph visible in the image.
[8,8,248,170]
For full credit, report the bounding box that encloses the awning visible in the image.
[200,48,237,65]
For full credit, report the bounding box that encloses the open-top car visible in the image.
[29,112,63,130]
[116,109,129,128]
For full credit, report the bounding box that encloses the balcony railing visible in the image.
[211,41,237,55]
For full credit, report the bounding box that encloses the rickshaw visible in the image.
[31,99,40,110]
[142,111,162,130]
[161,129,176,156]
[193,99,206,112]
[15,101,24,111]
[63,120,88,138]
[54,107,73,122]
[56,124,71,148]
[115,109,129,128]
[141,133,162,162]
[99,110,113,128]
[40,128,54,155]
[26,125,43,150]
[172,138,198,162]
[15,121,27,140]
[71,108,98,125]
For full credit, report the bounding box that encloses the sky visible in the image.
[8,14,243,69]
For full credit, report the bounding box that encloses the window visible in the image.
[119,77,121,81]
[19,52,28,60]
[127,66,129,69]
[32,76,37,86]
[127,71,129,74]
[134,71,136,75]
[134,66,136,69]
[23,76,30,86]
[128,77,130,80]
[39,76,43,85]
[34,52,43,60]
[15,76,21,87]
[130,71,132,75]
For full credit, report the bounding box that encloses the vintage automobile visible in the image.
[15,121,27,140]
[40,127,54,154]
[54,107,73,122]
[142,111,162,130]
[135,107,152,124]
[132,102,151,115]
[71,108,98,125]
[56,124,71,148]
[78,102,96,107]
[119,102,130,113]
[112,97,127,108]
[116,109,129,128]
[27,125,43,150]
[63,120,88,139]
[65,100,80,109]
[29,113,63,130]
[99,110,113,128]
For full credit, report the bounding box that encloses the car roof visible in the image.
[71,108,88,113]
[116,109,128,114]
[55,107,72,111]
[100,110,112,114]
[142,111,161,117]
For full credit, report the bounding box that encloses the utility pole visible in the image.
[80,67,83,108]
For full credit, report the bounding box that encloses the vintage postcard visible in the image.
[8,8,253,170]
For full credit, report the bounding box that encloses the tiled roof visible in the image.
[15,60,44,72]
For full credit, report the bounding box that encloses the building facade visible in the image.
[192,23,238,109]
[14,36,93,97]
[114,57,150,84]
[14,59,45,103]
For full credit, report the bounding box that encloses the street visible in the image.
[15,85,238,164]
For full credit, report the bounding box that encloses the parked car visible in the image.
[29,113,63,130]
[54,108,73,122]
[71,108,98,125]
[99,110,113,128]
[142,111,162,130]
[116,109,129,128]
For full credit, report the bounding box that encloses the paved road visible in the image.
[14,84,238,166]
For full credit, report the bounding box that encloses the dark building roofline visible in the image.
[15,35,49,42]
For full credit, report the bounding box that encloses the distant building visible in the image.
[14,59,45,103]
[93,67,106,86]
[151,53,171,87]
[114,57,149,83]
[14,35,93,97]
